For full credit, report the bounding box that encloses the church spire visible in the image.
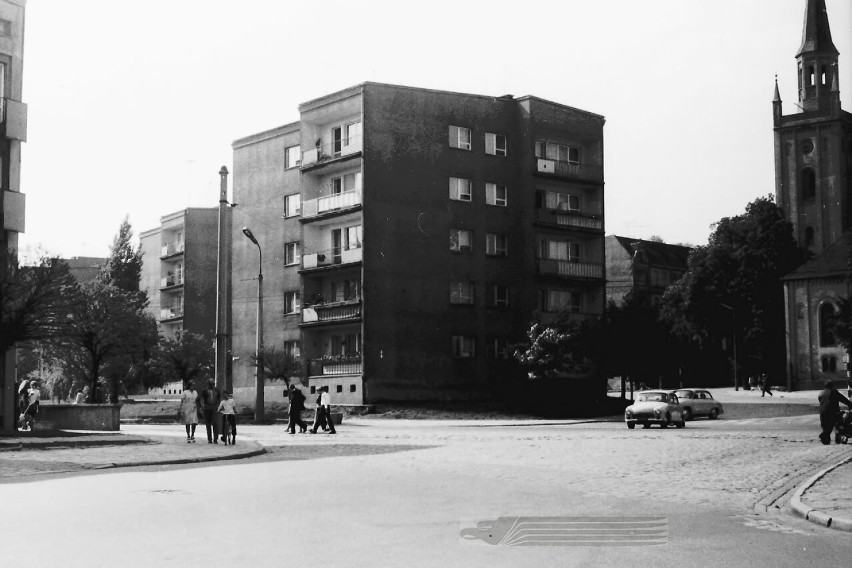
[795,0,840,112]
[797,0,838,58]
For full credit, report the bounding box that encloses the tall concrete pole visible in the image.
[242,227,264,422]
[214,166,231,392]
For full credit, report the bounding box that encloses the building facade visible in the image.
[0,0,26,435]
[230,83,606,407]
[775,0,852,389]
[605,236,691,306]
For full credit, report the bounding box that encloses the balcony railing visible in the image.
[159,307,184,320]
[302,299,362,324]
[302,245,362,270]
[160,241,185,258]
[301,135,363,168]
[538,259,603,279]
[535,209,603,230]
[160,275,184,288]
[302,189,362,219]
[307,356,363,377]
[536,158,603,182]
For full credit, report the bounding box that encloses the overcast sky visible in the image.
[17,0,852,258]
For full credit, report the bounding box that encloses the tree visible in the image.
[158,331,214,388]
[660,196,808,383]
[0,255,80,352]
[513,318,596,380]
[250,347,303,386]
[99,216,143,293]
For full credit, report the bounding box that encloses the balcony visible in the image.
[159,307,184,321]
[536,158,603,183]
[307,355,363,377]
[301,135,362,170]
[538,259,603,279]
[160,241,185,258]
[302,299,362,325]
[160,275,184,289]
[302,245,362,271]
[535,209,603,231]
[302,189,362,220]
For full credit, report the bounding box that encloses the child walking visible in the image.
[218,392,238,445]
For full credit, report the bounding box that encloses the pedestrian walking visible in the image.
[818,380,852,445]
[217,392,237,445]
[321,386,336,435]
[201,378,222,444]
[760,374,773,397]
[287,383,308,434]
[20,380,40,431]
[309,387,328,434]
[179,380,201,443]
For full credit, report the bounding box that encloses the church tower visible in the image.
[774,0,851,255]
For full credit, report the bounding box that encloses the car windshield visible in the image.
[675,390,693,399]
[637,393,668,403]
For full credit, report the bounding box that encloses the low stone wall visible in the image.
[38,404,121,431]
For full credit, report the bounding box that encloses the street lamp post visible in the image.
[720,303,738,391]
[242,227,264,422]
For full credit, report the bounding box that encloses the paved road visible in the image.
[2,410,850,567]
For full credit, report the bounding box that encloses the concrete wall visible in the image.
[184,208,219,340]
[38,404,122,431]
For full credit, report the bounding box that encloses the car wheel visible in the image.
[642,423,650,429]
[709,408,719,420]
[627,422,635,429]
[683,407,693,421]
[660,414,670,428]
[676,416,686,428]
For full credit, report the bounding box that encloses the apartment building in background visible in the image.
[0,0,26,435]
[230,82,606,407]
[605,236,691,306]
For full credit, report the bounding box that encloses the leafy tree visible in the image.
[250,347,303,385]
[1,255,80,352]
[99,216,143,293]
[158,331,214,388]
[660,196,808,383]
[513,318,596,380]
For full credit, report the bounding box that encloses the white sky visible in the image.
[17,0,852,257]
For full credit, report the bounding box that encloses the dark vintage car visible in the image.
[624,390,686,429]
[671,389,724,421]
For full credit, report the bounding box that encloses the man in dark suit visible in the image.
[201,379,222,443]
[818,380,851,445]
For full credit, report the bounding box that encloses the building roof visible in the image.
[783,231,851,281]
[608,236,692,268]
[797,0,838,57]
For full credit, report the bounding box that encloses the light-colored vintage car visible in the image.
[625,390,686,429]
[671,389,724,421]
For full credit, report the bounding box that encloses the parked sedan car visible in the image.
[624,390,686,429]
[672,389,724,421]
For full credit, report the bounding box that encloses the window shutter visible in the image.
[485,133,496,155]
[449,178,457,199]
[486,183,496,204]
[449,125,459,148]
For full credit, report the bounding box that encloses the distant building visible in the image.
[774,0,852,389]
[63,256,106,283]
[230,82,606,407]
[0,0,27,435]
[140,208,220,396]
[605,236,691,306]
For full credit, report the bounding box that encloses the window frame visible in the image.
[485,132,508,157]
[450,229,473,252]
[284,291,302,314]
[452,335,476,359]
[449,125,472,151]
[486,183,508,207]
[449,177,472,202]
[450,281,475,305]
[485,233,508,256]
[284,193,301,218]
[284,145,301,169]
[493,284,509,308]
[284,242,301,266]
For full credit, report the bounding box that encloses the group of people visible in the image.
[746,374,773,397]
[178,379,238,445]
[286,383,336,435]
[17,379,40,431]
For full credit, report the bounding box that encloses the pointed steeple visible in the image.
[773,75,782,102]
[797,0,838,57]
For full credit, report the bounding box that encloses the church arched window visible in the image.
[819,302,837,347]
[801,168,816,201]
[805,226,815,247]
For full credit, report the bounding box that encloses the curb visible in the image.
[789,454,852,531]
[93,446,267,470]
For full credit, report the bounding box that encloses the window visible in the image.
[449,125,472,150]
[449,177,472,202]
[284,242,301,266]
[797,303,806,320]
[535,140,580,163]
[284,291,301,314]
[331,279,360,302]
[488,337,510,359]
[822,356,838,372]
[543,290,581,313]
[802,168,816,201]
[345,225,362,249]
[450,229,473,252]
[332,126,343,155]
[819,302,837,347]
[331,177,343,194]
[284,194,301,217]
[283,340,301,359]
[285,145,301,169]
[450,281,475,305]
[0,19,10,37]
[452,335,475,358]
[805,226,815,247]
[486,233,508,256]
[486,183,508,207]
[540,240,581,262]
[344,121,361,146]
[545,192,580,212]
[485,133,507,156]
[492,284,509,307]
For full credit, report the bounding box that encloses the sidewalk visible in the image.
[791,453,852,532]
[0,429,265,479]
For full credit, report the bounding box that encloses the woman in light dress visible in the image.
[179,380,202,443]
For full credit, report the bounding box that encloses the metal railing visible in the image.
[302,189,362,218]
[535,210,602,230]
[160,275,184,288]
[307,357,363,376]
[159,307,184,320]
[301,134,363,167]
[536,158,603,182]
[538,259,603,279]
[302,245,362,270]
[302,299,362,324]
[160,241,185,257]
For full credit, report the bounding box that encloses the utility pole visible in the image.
[214,166,231,393]
[242,227,264,422]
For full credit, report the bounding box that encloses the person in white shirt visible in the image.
[22,381,41,431]
[320,386,336,435]
[217,392,238,445]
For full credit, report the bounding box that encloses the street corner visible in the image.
[791,454,852,532]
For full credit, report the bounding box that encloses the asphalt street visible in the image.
[1,406,850,568]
